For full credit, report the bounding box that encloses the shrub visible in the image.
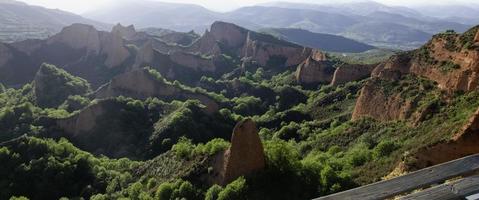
[217,177,248,200]
[171,137,194,159]
[373,141,398,158]
[155,182,174,200]
[178,181,196,199]
[194,138,230,156]
[205,185,223,200]
[348,148,372,167]
[10,197,29,200]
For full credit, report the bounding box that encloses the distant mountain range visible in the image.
[0,0,108,43]
[83,0,473,49]
[260,28,375,53]
[2,0,477,50]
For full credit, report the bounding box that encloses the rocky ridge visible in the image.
[353,27,479,122]
[95,68,219,114]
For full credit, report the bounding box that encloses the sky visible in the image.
[18,0,478,14]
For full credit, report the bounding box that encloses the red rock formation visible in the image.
[169,51,216,72]
[95,69,219,114]
[101,31,131,68]
[352,80,415,121]
[188,30,221,56]
[185,21,311,69]
[354,27,479,122]
[371,30,479,93]
[214,119,265,185]
[242,31,312,67]
[295,54,335,84]
[47,23,131,68]
[47,23,101,54]
[408,107,479,169]
[57,102,106,136]
[209,21,248,49]
[133,41,155,69]
[331,64,376,86]
[111,23,137,40]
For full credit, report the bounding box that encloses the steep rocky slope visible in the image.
[95,68,219,113]
[353,27,479,122]
[0,21,323,89]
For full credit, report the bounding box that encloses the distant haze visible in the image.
[18,0,479,14]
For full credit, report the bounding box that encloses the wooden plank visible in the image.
[313,154,479,200]
[400,175,479,200]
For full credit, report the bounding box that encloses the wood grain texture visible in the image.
[400,175,479,200]
[313,154,479,200]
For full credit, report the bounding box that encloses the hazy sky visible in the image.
[19,0,478,14]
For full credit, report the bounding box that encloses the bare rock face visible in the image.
[331,64,376,86]
[218,119,265,185]
[409,107,479,169]
[408,37,479,92]
[111,23,137,40]
[295,55,335,84]
[209,21,248,49]
[134,41,155,68]
[371,53,412,81]
[95,69,219,113]
[100,32,131,68]
[188,30,221,56]
[169,51,216,72]
[0,43,12,66]
[372,30,479,93]
[352,80,415,121]
[310,49,327,61]
[57,102,105,136]
[96,69,178,99]
[48,23,130,68]
[48,23,101,54]
[242,32,312,67]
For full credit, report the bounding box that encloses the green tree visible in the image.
[155,182,174,200]
[205,185,223,200]
[217,177,247,200]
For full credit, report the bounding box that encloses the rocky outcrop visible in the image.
[407,107,479,170]
[210,21,248,49]
[185,21,311,69]
[331,64,376,86]
[352,80,415,121]
[133,41,155,68]
[371,53,412,81]
[111,23,137,40]
[95,69,219,113]
[188,30,221,56]
[353,27,479,122]
[47,23,130,68]
[212,119,265,185]
[169,51,216,72]
[372,28,479,93]
[47,23,101,54]
[0,43,12,66]
[57,102,105,136]
[100,31,131,68]
[295,52,335,84]
[242,31,312,67]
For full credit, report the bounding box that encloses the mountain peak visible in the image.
[111,23,137,39]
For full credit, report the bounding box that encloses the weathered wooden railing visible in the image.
[314,153,479,200]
